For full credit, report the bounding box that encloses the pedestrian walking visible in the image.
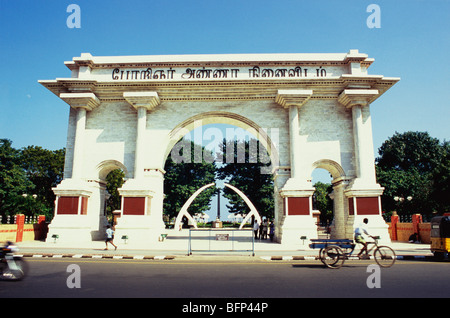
[105,225,117,250]
[253,221,260,240]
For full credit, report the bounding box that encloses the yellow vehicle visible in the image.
[430,215,450,259]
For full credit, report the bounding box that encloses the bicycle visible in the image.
[310,236,396,269]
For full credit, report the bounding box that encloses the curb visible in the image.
[260,255,434,261]
[18,253,434,261]
[19,253,176,260]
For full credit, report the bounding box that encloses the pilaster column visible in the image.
[124,92,161,179]
[72,108,86,179]
[338,89,378,185]
[288,105,301,179]
[135,106,147,179]
[329,179,347,239]
[275,90,318,245]
[275,89,313,186]
[338,89,390,242]
[47,93,100,243]
[60,92,100,179]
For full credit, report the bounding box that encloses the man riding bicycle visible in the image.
[354,218,373,259]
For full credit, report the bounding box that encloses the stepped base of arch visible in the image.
[114,215,166,244]
[277,215,318,247]
[45,215,107,243]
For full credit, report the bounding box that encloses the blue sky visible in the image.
[1,0,448,153]
[1,0,449,220]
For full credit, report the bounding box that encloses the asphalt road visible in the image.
[1,257,449,301]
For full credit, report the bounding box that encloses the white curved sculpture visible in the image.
[174,183,215,230]
[174,182,262,231]
[224,183,262,229]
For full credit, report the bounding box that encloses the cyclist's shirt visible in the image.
[354,223,369,236]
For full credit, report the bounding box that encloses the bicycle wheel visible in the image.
[374,246,396,268]
[321,246,344,269]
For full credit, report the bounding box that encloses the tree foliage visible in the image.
[20,145,65,216]
[163,139,217,220]
[313,181,333,225]
[376,131,449,215]
[0,139,65,221]
[216,138,274,219]
[105,169,125,216]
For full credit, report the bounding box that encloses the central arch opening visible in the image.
[163,112,278,232]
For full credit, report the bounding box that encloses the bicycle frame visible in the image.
[346,239,379,257]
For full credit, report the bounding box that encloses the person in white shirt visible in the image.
[105,225,117,250]
[354,218,372,258]
[253,221,260,240]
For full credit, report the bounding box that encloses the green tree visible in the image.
[313,181,333,225]
[376,131,449,215]
[105,169,125,218]
[217,138,274,219]
[376,131,443,174]
[430,141,450,213]
[163,139,217,220]
[0,139,35,221]
[19,145,65,218]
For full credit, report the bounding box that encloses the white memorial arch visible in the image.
[39,50,399,245]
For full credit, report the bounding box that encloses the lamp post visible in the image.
[394,195,413,219]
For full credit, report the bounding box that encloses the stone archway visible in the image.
[311,159,349,239]
[41,51,398,244]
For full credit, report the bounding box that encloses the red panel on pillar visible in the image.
[356,197,379,215]
[123,197,146,215]
[288,197,310,215]
[57,197,79,215]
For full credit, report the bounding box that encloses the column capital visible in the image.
[338,89,379,108]
[60,92,100,111]
[275,89,313,108]
[124,91,160,111]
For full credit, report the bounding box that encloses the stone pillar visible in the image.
[329,180,347,239]
[135,106,147,179]
[390,212,399,241]
[275,89,313,186]
[288,104,301,179]
[124,91,160,179]
[275,90,318,245]
[116,92,165,244]
[351,105,376,184]
[338,89,390,243]
[15,214,25,243]
[46,93,101,243]
[338,89,378,187]
[72,108,86,179]
[60,93,100,179]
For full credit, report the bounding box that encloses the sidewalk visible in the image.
[14,229,434,260]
